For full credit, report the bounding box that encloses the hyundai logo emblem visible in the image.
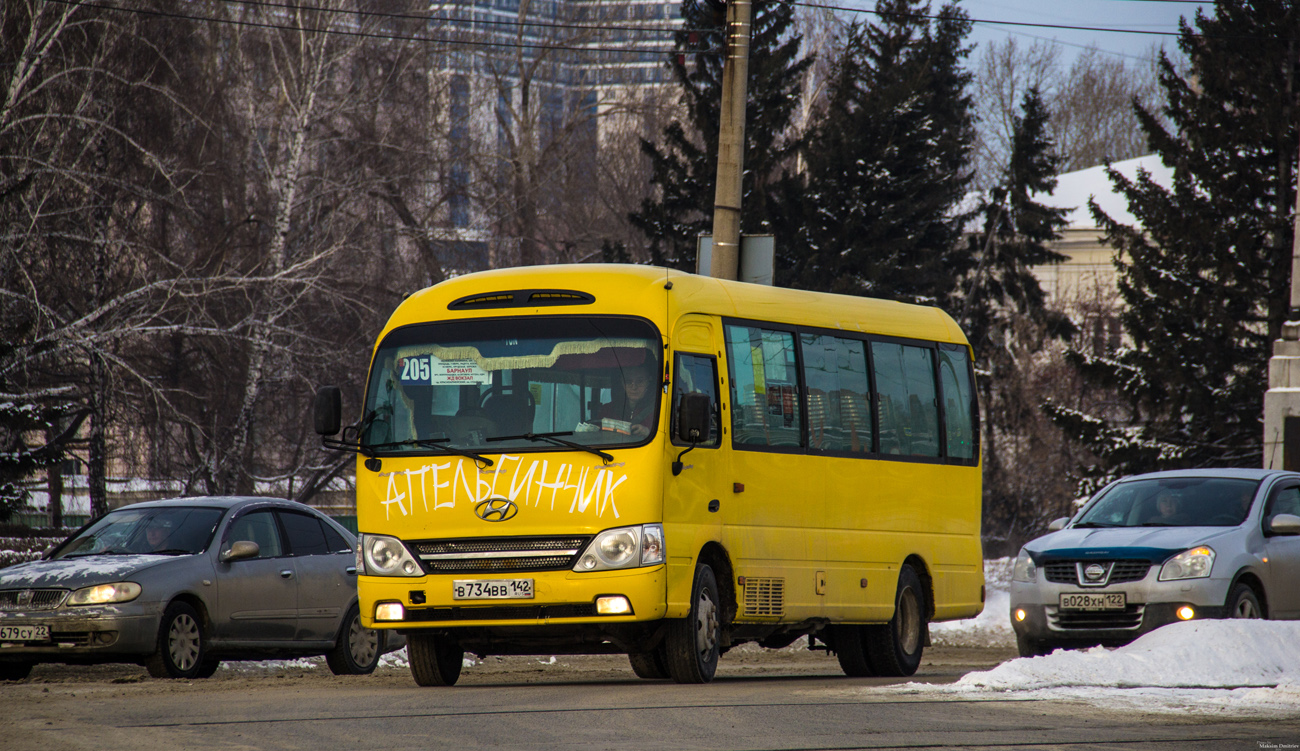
[1084,563,1106,581]
[475,497,519,522]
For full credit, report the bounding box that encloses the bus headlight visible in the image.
[361,534,423,577]
[574,524,665,572]
[1159,546,1215,581]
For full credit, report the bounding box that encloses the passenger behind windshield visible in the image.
[361,317,662,453]
[53,508,224,559]
[1075,477,1261,528]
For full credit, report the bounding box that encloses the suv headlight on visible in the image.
[360,533,423,577]
[67,582,141,606]
[1159,546,1215,581]
[1012,548,1037,582]
[574,524,665,572]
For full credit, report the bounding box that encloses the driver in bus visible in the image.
[599,363,658,439]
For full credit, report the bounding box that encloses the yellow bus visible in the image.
[314,264,983,685]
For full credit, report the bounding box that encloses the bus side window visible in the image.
[672,354,720,447]
[938,346,976,461]
[800,333,872,453]
[725,324,802,448]
[872,342,939,458]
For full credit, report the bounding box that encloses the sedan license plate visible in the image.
[0,624,50,643]
[452,579,534,600]
[1059,592,1126,611]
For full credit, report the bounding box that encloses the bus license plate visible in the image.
[452,579,534,600]
[1059,592,1126,611]
[0,624,51,643]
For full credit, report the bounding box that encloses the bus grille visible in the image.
[0,589,68,611]
[742,578,785,617]
[409,536,590,575]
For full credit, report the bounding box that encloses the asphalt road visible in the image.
[3,646,1298,750]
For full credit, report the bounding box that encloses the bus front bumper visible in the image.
[359,565,667,631]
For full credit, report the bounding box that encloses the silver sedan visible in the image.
[0,497,397,680]
[1009,468,1300,657]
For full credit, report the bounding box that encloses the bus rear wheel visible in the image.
[408,633,464,687]
[864,564,926,677]
[831,624,875,677]
[664,563,721,683]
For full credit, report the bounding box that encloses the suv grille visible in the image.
[1049,604,1145,631]
[0,589,68,612]
[1042,560,1151,586]
[409,536,590,575]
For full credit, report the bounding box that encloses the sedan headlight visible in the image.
[67,582,141,606]
[360,533,423,577]
[1012,548,1037,582]
[1159,546,1215,581]
[574,524,665,572]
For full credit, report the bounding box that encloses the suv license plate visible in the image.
[0,624,51,643]
[1059,592,1126,611]
[453,579,534,600]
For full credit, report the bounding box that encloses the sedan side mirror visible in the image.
[1266,513,1300,536]
[220,540,260,563]
[1047,517,1070,532]
[314,385,342,436]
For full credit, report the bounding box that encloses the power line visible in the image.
[48,0,692,57]
[787,0,1190,38]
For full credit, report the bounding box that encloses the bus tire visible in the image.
[408,633,464,687]
[664,563,721,683]
[865,564,926,677]
[831,624,875,677]
[628,648,670,679]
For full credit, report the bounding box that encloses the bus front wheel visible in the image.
[864,564,926,677]
[664,563,721,683]
[408,633,464,687]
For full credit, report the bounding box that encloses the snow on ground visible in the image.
[899,558,1300,718]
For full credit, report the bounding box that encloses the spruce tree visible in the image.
[785,0,977,307]
[964,87,1075,543]
[1045,0,1300,475]
[630,0,811,270]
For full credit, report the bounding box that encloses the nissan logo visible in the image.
[475,497,519,522]
[1084,563,1106,581]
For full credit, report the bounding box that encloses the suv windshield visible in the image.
[1075,477,1260,528]
[361,316,662,453]
[53,507,225,558]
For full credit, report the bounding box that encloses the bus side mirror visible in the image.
[676,393,711,444]
[314,386,342,436]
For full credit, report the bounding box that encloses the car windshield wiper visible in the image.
[1071,522,1119,528]
[1140,521,1179,527]
[487,431,613,464]
[64,548,133,558]
[361,438,493,467]
[149,549,196,556]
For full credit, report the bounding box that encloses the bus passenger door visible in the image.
[720,322,826,622]
[664,317,728,619]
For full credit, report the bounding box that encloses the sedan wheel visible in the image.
[146,602,207,679]
[327,604,384,675]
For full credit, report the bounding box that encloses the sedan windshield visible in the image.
[53,507,225,559]
[361,316,662,453]
[1075,477,1260,528]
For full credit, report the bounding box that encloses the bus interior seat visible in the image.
[483,388,535,435]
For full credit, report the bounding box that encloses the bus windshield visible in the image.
[361,316,662,454]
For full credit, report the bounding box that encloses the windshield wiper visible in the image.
[1071,522,1119,528]
[150,549,196,556]
[361,438,493,467]
[487,431,613,464]
[1140,521,1179,527]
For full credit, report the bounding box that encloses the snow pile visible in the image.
[929,557,1015,648]
[909,620,1300,717]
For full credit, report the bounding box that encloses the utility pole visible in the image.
[708,0,752,282]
